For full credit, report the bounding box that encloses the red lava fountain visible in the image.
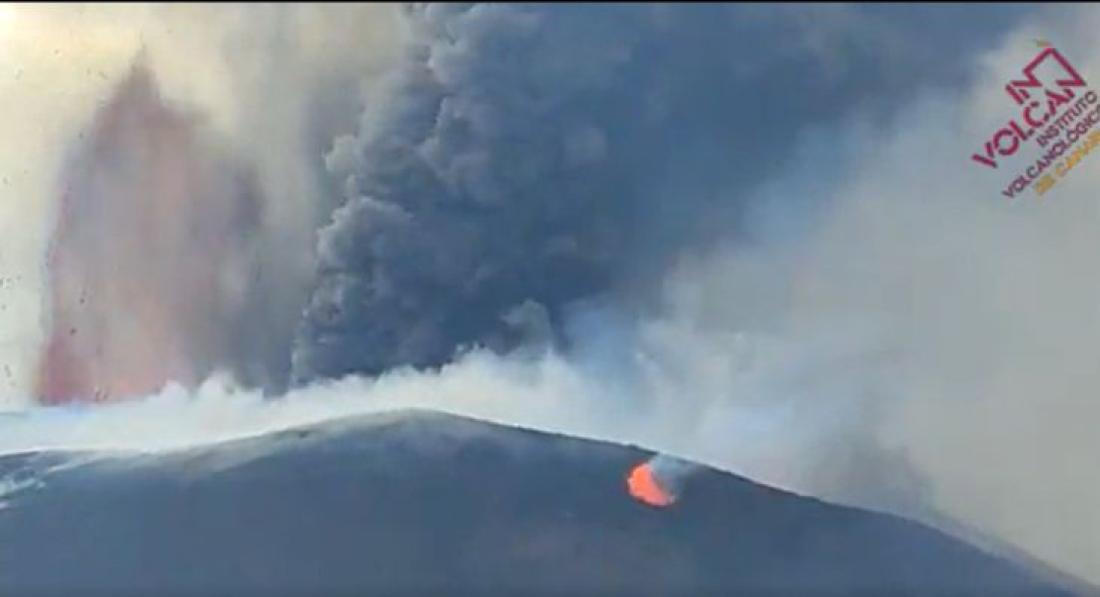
[35,62,263,404]
[627,461,675,508]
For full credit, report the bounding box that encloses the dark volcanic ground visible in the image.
[0,409,1077,596]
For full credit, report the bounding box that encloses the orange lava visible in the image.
[626,462,675,507]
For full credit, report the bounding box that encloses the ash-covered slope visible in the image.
[0,410,1073,596]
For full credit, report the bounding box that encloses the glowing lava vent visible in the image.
[626,461,676,508]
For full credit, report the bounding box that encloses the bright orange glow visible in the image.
[626,462,675,508]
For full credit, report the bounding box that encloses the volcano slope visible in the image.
[0,409,1075,596]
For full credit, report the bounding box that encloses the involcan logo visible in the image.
[971,42,1100,199]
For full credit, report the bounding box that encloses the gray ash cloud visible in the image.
[291,4,1032,383]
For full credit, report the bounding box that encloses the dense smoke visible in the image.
[292,4,1027,382]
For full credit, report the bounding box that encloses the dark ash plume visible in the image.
[292,3,1033,383]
